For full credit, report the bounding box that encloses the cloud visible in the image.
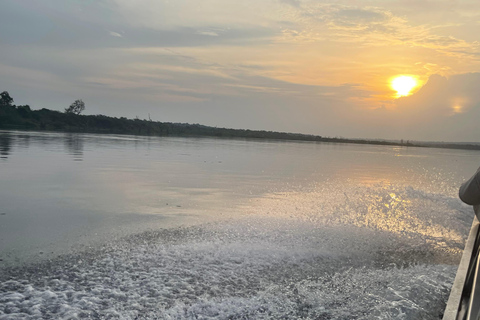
[0,0,275,50]
[420,63,452,76]
[278,3,480,61]
[110,0,284,30]
[278,0,301,7]
[109,31,123,38]
[394,73,480,116]
[362,73,480,141]
[333,8,388,27]
[196,31,220,37]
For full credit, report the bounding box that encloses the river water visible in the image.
[0,130,479,319]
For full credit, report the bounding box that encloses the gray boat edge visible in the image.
[443,206,480,320]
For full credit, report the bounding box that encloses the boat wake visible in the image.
[0,183,470,319]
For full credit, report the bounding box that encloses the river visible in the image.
[0,130,478,319]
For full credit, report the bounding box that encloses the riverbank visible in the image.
[1,102,480,151]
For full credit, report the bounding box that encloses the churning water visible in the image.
[0,130,479,319]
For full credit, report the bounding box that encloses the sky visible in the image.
[1,0,480,142]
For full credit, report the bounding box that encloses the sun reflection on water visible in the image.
[241,181,466,259]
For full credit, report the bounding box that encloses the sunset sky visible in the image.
[1,0,480,142]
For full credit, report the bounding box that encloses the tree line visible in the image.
[1,90,480,150]
[0,91,331,140]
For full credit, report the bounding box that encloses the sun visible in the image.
[390,75,418,97]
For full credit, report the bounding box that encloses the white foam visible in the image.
[0,229,456,319]
[0,183,465,319]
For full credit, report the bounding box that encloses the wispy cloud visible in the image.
[278,3,480,60]
[196,31,220,37]
[278,0,301,8]
[108,31,123,38]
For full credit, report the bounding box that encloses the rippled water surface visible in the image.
[1,130,479,319]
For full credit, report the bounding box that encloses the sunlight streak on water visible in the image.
[240,183,467,257]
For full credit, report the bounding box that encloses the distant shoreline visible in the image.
[1,104,480,151]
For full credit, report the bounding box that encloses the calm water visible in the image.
[1,130,479,319]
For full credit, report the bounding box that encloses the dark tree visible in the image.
[65,99,85,115]
[0,91,14,106]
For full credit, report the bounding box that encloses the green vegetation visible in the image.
[1,91,480,150]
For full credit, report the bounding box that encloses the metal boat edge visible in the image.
[444,206,480,320]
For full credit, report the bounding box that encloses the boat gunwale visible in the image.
[444,206,480,320]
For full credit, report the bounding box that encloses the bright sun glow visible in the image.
[390,75,417,97]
